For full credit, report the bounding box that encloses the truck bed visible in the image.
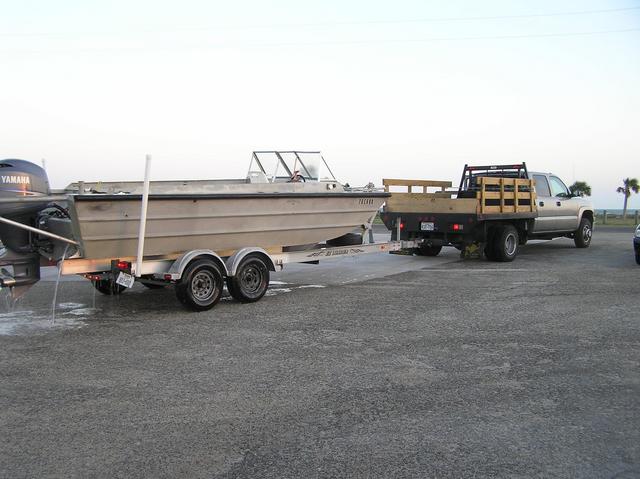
[381,177,538,245]
[382,178,537,217]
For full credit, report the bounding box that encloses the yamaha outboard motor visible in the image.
[0,159,53,289]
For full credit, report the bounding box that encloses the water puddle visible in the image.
[0,285,97,336]
[0,307,93,336]
[264,287,293,296]
[264,284,325,297]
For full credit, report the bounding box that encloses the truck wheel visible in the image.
[226,255,270,303]
[574,217,593,248]
[484,229,498,261]
[175,259,224,311]
[493,225,519,262]
[484,243,497,261]
[415,245,442,256]
[93,279,125,295]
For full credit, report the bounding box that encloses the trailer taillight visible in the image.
[400,222,405,230]
[452,224,463,231]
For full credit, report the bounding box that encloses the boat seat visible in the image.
[246,171,269,184]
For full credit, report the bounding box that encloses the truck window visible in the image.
[533,175,551,197]
[549,176,569,197]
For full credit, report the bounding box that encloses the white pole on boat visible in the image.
[135,155,152,277]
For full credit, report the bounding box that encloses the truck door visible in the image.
[532,174,556,232]
[548,175,580,231]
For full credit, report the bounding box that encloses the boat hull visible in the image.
[69,192,388,260]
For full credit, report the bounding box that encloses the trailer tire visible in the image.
[93,279,125,295]
[175,259,224,311]
[493,225,519,262]
[574,217,593,248]
[226,255,270,303]
[415,245,442,256]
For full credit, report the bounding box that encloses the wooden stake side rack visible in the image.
[382,177,537,215]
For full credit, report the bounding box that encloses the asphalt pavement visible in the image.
[1,227,639,478]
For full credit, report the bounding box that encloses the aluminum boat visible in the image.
[0,151,388,288]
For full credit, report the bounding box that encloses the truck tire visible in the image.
[175,259,224,311]
[484,228,498,261]
[574,217,593,248]
[493,225,519,262]
[93,279,125,295]
[226,255,270,303]
[415,245,442,256]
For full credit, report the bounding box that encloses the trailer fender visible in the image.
[168,250,229,280]
[226,248,276,277]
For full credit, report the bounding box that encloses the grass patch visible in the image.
[595,214,639,227]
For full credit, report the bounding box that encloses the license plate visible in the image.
[116,271,135,288]
[420,222,435,231]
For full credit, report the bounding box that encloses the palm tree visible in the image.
[569,181,591,197]
[616,178,639,218]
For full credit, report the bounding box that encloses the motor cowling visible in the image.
[0,159,52,254]
[0,159,51,213]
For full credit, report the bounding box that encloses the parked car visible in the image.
[635,224,640,265]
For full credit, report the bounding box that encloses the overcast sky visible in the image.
[1,0,639,208]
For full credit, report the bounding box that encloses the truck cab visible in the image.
[529,172,593,238]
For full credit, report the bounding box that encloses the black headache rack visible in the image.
[457,163,532,204]
[458,163,529,191]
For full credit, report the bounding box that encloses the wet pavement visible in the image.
[1,227,639,478]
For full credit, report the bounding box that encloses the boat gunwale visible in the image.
[72,192,390,201]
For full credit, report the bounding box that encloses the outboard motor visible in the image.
[0,159,53,289]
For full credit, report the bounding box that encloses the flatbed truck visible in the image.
[381,163,594,262]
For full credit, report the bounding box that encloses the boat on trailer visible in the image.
[0,151,401,310]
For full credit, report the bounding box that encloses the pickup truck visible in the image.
[381,163,594,262]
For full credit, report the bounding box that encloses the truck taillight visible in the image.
[452,224,463,231]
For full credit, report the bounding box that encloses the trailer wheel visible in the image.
[415,245,442,256]
[226,255,270,303]
[93,279,125,295]
[493,225,519,262]
[574,217,592,248]
[175,259,224,311]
